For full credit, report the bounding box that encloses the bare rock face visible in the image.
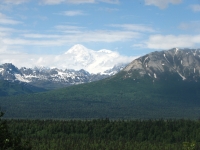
[123,48,200,81]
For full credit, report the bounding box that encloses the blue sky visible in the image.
[0,0,200,64]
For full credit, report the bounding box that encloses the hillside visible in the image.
[0,80,46,96]
[1,48,200,119]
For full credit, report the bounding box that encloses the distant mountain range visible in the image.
[2,48,200,119]
[0,44,131,89]
[0,63,126,89]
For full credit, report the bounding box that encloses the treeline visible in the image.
[4,119,200,150]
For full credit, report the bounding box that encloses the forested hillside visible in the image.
[0,80,46,96]
[1,72,200,119]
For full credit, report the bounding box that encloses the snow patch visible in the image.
[176,71,186,80]
[163,54,170,63]
[143,57,148,63]
[175,48,179,54]
[154,73,157,78]
[193,49,197,56]
[15,74,30,83]
[0,68,4,72]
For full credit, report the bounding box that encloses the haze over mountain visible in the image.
[2,48,200,119]
[0,44,136,74]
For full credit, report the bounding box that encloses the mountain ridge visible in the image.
[0,63,126,89]
[123,48,200,81]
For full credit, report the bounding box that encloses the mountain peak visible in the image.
[123,48,200,81]
[65,44,90,54]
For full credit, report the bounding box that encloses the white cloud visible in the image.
[0,45,136,73]
[190,4,200,12]
[179,21,200,32]
[41,0,95,5]
[99,7,119,12]
[54,25,84,33]
[110,24,155,32]
[3,30,140,46]
[144,0,182,9]
[139,34,200,49]
[0,13,22,25]
[0,26,16,32]
[99,0,119,4]
[55,25,85,30]
[1,0,29,5]
[22,34,61,38]
[0,22,141,47]
[40,0,120,5]
[61,10,86,16]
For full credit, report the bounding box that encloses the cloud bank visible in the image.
[0,45,136,73]
[140,34,200,49]
[145,0,182,9]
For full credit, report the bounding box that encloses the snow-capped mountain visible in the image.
[60,44,132,74]
[0,63,125,89]
[0,44,135,75]
[0,44,134,75]
[123,48,200,81]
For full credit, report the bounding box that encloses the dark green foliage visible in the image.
[0,73,199,119]
[1,72,200,119]
[0,111,31,150]
[6,119,200,150]
[0,80,47,97]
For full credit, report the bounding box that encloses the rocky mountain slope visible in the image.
[123,48,200,81]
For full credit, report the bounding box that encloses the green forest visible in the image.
[1,73,200,119]
[1,112,200,150]
[1,72,200,149]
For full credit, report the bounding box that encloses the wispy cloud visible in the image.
[144,0,182,9]
[60,10,86,16]
[1,0,29,5]
[99,0,119,4]
[0,13,22,25]
[40,0,95,5]
[179,21,200,32]
[55,25,85,33]
[190,4,200,12]
[22,34,62,38]
[40,0,120,5]
[137,34,200,49]
[99,7,119,12]
[110,24,155,32]
[3,30,140,46]
[0,22,141,49]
